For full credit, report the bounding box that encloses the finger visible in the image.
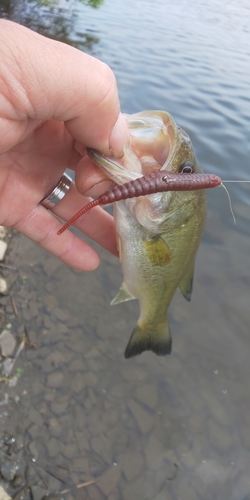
[13,205,100,271]
[0,20,129,156]
[50,181,118,256]
[75,156,114,197]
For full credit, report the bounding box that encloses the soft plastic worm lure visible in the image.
[57,170,221,235]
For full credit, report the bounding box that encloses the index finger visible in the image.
[0,20,128,155]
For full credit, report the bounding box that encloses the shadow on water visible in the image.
[0,0,101,50]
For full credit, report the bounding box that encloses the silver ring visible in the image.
[40,172,72,209]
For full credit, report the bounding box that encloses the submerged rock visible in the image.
[0,330,16,357]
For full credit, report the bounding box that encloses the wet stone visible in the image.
[47,371,64,388]
[0,278,7,294]
[48,418,62,437]
[28,441,39,460]
[43,257,61,276]
[43,351,65,373]
[27,424,40,440]
[84,372,97,387]
[1,460,16,481]
[1,358,12,376]
[68,357,85,372]
[62,442,78,459]
[127,399,153,434]
[51,396,69,415]
[29,406,43,426]
[47,437,60,458]
[44,389,55,402]
[12,475,23,488]
[110,384,125,398]
[87,484,105,500]
[91,435,113,465]
[0,240,7,261]
[43,294,58,313]
[118,451,144,482]
[0,330,16,357]
[53,308,69,322]
[75,432,90,453]
[135,383,158,409]
[31,486,46,500]
[0,485,11,499]
[97,465,121,497]
[57,323,68,334]
[72,372,86,393]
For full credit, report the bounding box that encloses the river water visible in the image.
[1,1,250,499]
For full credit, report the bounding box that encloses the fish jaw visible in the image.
[87,110,181,185]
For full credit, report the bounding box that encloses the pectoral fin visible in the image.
[111,282,136,305]
[178,263,195,302]
[143,236,171,266]
[124,317,172,359]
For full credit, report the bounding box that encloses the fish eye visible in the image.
[180,161,195,174]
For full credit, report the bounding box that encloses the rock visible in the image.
[43,294,58,313]
[0,306,5,330]
[1,460,16,481]
[118,451,144,482]
[48,418,62,437]
[0,241,7,261]
[61,442,77,459]
[135,383,158,409]
[72,372,86,393]
[53,308,69,321]
[91,435,112,465]
[47,437,60,458]
[0,279,7,294]
[0,227,7,240]
[29,406,43,426]
[31,486,46,500]
[43,257,61,276]
[47,371,64,388]
[0,485,11,500]
[43,351,65,373]
[51,396,69,415]
[84,372,97,387]
[97,465,121,497]
[127,399,153,433]
[1,359,12,376]
[0,330,16,357]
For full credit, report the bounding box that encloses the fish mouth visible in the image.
[87,111,181,185]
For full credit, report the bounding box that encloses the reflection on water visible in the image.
[0,0,100,50]
[1,0,250,499]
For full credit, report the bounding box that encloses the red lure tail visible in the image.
[57,171,221,235]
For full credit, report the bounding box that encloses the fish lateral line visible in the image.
[57,171,221,235]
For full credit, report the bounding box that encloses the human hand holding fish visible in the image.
[0,20,129,270]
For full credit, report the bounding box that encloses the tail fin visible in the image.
[124,321,172,359]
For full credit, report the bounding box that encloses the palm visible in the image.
[0,119,118,269]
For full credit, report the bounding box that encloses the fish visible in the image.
[89,110,207,358]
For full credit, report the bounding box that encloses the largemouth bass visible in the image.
[90,111,206,358]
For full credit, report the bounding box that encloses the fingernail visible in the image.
[109,113,129,158]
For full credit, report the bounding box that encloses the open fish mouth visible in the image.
[88,111,186,186]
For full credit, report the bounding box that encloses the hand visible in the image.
[0,20,128,270]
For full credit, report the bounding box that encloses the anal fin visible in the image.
[111,282,136,306]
